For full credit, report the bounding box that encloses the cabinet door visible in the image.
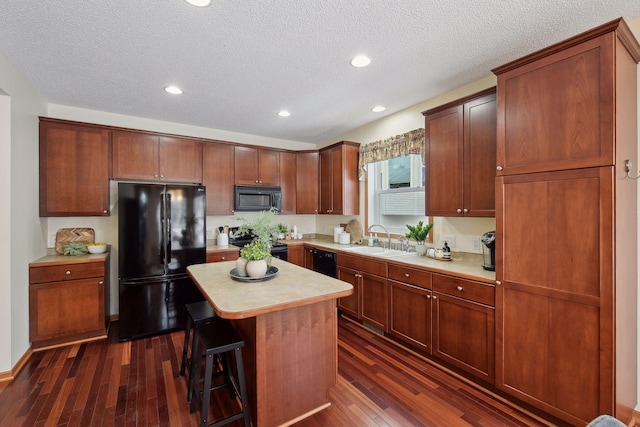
[296,152,319,214]
[203,143,235,215]
[389,280,431,351]
[464,92,496,216]
[159,136,203,183]
[29,278,105,342]
[258,149,280,186]
[496,34,614,175]
[360,272,388,332]
[432,292,495,383]
[303,246,314,270]
[39,120,110,216]
[279,151,296,213]
[234,146,259,184]
[287,245,304,267]
[425,105,464,216]
[496,167,612,423]
[319,148,334,213]
[337,266,360,318]
[112,130,159,180]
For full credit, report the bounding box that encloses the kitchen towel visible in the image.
[345,219,364,244]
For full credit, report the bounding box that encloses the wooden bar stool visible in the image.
[180,301,217,402]
[190,319,251,427]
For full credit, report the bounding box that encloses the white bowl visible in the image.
[87,244,107,254]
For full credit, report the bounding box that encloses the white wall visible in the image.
[0,53,47,373]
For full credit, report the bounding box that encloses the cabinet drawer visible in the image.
[29,262,105,284]
[337,253,386,277]
[206,250,239,263]
[388,264,431,289]
[432,273,494,306]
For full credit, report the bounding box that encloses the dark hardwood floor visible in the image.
[0,317,561,427]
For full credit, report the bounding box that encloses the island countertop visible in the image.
[187,258,353,320]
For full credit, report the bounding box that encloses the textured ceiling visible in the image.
[1,1,640,144]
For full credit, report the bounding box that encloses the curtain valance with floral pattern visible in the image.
[358,128,425,179]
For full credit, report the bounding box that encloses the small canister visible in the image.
[334,227,344,243]
[339,232,351,245]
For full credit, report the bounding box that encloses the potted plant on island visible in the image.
[234,208,280,277]
[405,220,434,256]
[240,240,272,277]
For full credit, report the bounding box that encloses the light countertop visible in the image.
[30,252,110,266]
[187,258,353,320]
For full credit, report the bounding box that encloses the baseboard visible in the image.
[0,345,33,383]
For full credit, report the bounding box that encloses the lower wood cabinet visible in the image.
[29,255,110,349]
[389,280,431,351]
[206,250,239,263]
[337,254,388,331]
[303,245,314,270]
[287,244,304,267]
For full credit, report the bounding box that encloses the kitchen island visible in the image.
[187,258,353,427]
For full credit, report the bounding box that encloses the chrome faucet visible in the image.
[368,224,391,249]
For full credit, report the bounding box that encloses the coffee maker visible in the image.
[481,231,496,271]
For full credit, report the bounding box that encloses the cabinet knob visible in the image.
[456,286,463,291]
[496,166,503,171]
[404,273,409,277]
[456,209,462,213]
[221,256,225,260]
[463,209,468,213]
[154,174,158,178]
[99,281,104,285]
[65,270,71,276]
[160,175,164,178]
[432,295,437,300]
[496,280,502,285]
[426,295,431,299]
[103,210,108,214]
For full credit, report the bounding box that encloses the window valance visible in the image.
[358,128,425,179]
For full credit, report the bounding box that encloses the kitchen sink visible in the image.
[341,246,415,258]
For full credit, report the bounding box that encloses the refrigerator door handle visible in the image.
[166,192,172,261]
[160,193,166,266]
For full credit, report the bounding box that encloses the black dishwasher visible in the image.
[312,248,337,278]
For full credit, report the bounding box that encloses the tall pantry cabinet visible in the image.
[492,19,639,425]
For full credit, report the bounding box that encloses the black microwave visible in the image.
[234,185,282,212]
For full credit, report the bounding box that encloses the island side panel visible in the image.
[233,299,337,427]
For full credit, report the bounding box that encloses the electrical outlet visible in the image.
[472,237,480,250]
[443,235,456,248]
[48,233,56,247]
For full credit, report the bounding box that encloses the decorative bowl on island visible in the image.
[87,243,107,254]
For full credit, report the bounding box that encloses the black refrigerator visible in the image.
[118,183,206,341]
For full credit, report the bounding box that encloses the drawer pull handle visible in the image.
[404,273,409,277]
[65,270,71,276]
[457,286,463,291]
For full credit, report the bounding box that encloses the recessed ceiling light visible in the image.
[350,55,371,68]
[185,0,211,6]
[164,86,183,95]
[372,106,386,112]
[277,110,291,117]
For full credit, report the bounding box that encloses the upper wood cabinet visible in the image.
[234,146,280,186]
[39,118,110,217]
[112,131,203,183]
[495,28,623,175]
[492,19,640,425]
[296,151,319,214]
[319,142,359,215]
[423,88,496,217]
[202,142,235,215]
[278,151,296,214]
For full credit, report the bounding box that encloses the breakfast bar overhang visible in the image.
[187,259,353,427]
